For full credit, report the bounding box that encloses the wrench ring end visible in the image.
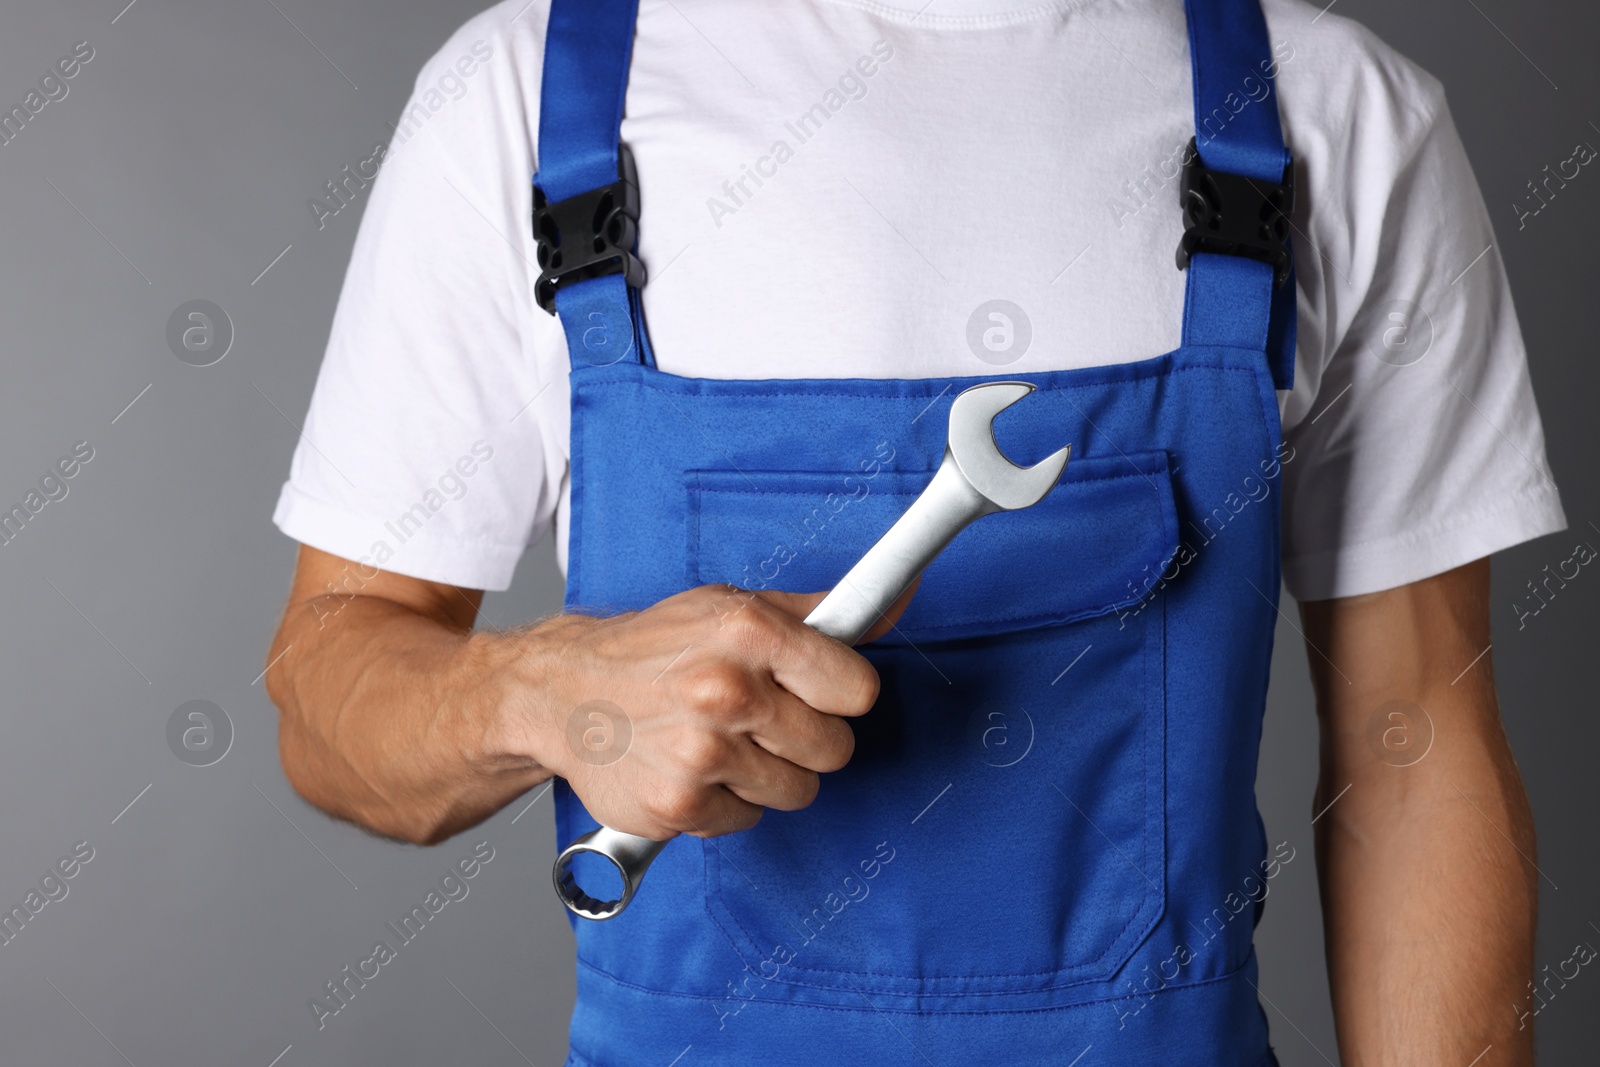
[553,827,668,920]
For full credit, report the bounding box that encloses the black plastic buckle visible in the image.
[533,143,646,315]
[1175,138,1294,289]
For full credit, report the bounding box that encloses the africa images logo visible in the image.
[0,40,95,149]
[706,40,894,228]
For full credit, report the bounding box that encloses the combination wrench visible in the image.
[553,380,1072,919]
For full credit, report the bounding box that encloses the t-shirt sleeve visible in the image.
[1278,36,1566,601]
[272,15,569,592]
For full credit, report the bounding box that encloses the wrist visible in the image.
[464,613,596,784]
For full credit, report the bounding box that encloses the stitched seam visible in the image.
[879,596,1149,635]
[277,487,528,553]
[1283,482,1562,564]
[702,891,1151,986]
[686,469,1168,496]
[708,818,1153,986]
[572,951,1260,1014]
[575,362,1260,403]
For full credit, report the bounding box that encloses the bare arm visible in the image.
[1300,558,1536,1066]
[265,545,898,846]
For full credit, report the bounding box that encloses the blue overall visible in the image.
[539,1,1297,1062]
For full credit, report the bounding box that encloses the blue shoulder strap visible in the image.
[536,0,649,371]
[535,0,1296,388]
[1182,0,1297,389]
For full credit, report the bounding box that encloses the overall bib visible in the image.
[537,1,1298,1062]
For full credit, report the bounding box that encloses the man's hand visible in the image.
[508,585,893,842]
[265,546,908,847]
[1300,557,1536,1066]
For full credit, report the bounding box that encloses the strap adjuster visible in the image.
[533,143,646,315]
[1175,138,1294,289]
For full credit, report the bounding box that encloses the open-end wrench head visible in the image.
[946,381,1072,511]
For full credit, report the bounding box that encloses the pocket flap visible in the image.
[688,451,1178,644]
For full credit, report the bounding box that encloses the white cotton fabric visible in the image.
[273,0,1566,600]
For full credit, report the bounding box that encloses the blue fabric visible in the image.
[535,0,640,204]
[537,0,1294,1062]
[1185,0,1298,389]
[1186,0,1286,180]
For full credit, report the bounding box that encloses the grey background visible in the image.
[0,1,1594,1064]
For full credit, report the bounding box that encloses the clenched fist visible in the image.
[496,583,914,841]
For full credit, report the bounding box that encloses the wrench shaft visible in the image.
[802,457,992,644]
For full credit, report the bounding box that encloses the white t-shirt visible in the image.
[273,0,1566,601]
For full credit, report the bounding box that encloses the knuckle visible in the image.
[682,664,751,716]
[722,601,777,646]
[649,783,704,828]
[675,731,727,777]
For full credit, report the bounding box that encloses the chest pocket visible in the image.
[686,452,1177,1002]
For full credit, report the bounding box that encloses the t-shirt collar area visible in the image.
[815,0,1095,27]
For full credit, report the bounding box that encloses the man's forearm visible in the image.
[265,560,572,844]
[1314,691,1536,1063]
[1304,560,1537,1066]
[265,546,882,850]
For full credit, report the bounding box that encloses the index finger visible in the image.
[745,586,915,716]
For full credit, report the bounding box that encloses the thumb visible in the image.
[755,574,922,645]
